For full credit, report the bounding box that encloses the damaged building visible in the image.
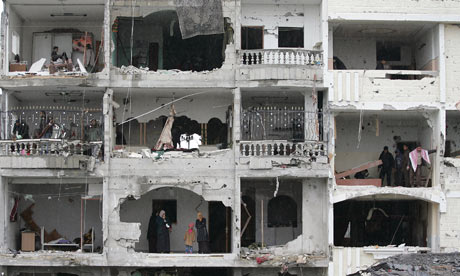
[0,0,459,276]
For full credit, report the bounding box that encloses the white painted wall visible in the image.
[333,37,412,70]
[119,188,209,253]
[12,19,103,67]
[11,184,103,251]
[335,115,432,180]
[440,159,460,252]
[446,114,460,155]
[241,3,321,50]
[445,24,460,107]
[328,0,460,15]
[6,5,23,66]
[415,26,439,70]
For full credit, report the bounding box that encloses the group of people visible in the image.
[147,210,210,254]
[376,144,436,187]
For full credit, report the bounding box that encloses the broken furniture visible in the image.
[335,160,383,187]
[21,231,35,252]
[82,227,95,253]
[41,227,79,251]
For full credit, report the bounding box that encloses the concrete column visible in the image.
[302,178,328,254]
[427,202,440,252]
[3,91,9,140]
[103,88,113,160]
[438,23,446,104]
[233,87,241,143]
[233,177,241,256]
[103,0,111,76]
[433,109,445,188]
[234,0,241,52]
[0,177,6,252]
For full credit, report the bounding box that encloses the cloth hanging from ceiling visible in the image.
[154,106,176,151]
[174,0,224,39]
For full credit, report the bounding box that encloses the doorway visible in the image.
[149,42,159,71]
[208,201,231,253]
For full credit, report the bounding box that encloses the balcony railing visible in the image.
[240,49,323,66]
[239,140,327,158]
[241,108,324,141]
[0,139,102,157]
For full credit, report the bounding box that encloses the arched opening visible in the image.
[114,10,225,71]
[120,187,231,253]
[267,196,298,228]
[334,198,432,247]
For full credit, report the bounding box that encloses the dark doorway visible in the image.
[241,195,256,247]
[241,26,264,50]
[149,42,159,71]
[278,27,304,48]
[208,201,231,253]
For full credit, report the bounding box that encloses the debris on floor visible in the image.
[349,252,460,276]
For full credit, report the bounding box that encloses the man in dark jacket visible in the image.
[402,144,411,187]
[379,146,394,186]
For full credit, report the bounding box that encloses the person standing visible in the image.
[147,211,158,253]
[195,212,210,253]
[409,145,437,187]
[378,146,394,186]
[402,144,411,187]
[155,210,171,253]
[184,223,196,254]
[394,149,403,186]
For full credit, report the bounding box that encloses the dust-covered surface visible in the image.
[350,253,460,276]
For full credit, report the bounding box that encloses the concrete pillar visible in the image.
[232,268,243,276]
[103,88,114,160]
[233,177,241,256]
[0,177,6,252]
[302,178,328,254]
[439,23,446,104]
[233,87,241,143]
[428,202,440,252]
[433,109,445,188]
[103,0,111,76]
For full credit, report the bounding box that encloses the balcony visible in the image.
[238,49,324,82]
[238,108,329,176]
[329,70,439,106]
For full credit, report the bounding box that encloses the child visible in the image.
[184,223,196,253]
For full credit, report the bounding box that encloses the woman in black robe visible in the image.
[147,211,157,253]
[195,212,210,253]
[155,210,171,253]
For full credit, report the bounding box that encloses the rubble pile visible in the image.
[351,253,460,276]
[241,245,326,267]
[119,65,150,74]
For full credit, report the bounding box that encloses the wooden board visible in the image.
[335,160,383,179]
[336,178,382,187]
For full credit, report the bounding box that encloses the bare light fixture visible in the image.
[50,13,87,17]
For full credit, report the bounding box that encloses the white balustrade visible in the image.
[0,139,102,157]
[240,49,323,66]
[239,140,327,158]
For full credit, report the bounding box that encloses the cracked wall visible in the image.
[241,2,321,50]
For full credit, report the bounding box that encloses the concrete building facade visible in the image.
[0,0,458,275]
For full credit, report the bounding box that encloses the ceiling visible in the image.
[8,0,104,22]
[333,22,434,39]
[8,87,105,102]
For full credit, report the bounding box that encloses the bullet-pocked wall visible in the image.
[241,1,321,50]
